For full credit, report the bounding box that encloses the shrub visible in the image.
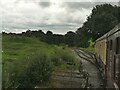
[51,55,62,66]
[4,52,52,88]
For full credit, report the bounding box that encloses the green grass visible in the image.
[80,46,94,53]
[2,34,79,88]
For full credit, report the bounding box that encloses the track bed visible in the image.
[72,48,106,88]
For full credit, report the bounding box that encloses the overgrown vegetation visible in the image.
[2,34,79,88]
[80,47,94,53]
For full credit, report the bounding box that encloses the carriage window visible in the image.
[107,41,109,49]
[110,40,112,50]
[116,37,120,54]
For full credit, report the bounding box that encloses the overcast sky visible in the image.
[0,0,119,34]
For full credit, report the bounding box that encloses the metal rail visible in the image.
[73,48,95,65]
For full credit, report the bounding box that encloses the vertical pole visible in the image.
[0,30,2,89]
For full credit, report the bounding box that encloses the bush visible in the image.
[51,55,62,66]
[50,47,74,66]
[4,52,52,88]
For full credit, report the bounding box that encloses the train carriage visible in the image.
[106,24,120,89]
[95,23,120,89]
[95,33,107,78]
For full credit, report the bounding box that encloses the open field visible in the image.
[2,34,79,88]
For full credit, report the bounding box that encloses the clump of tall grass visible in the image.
[50,46,76,67]
[3,52,52,88]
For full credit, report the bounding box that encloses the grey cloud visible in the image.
[62,2,94,11]
[62,2,119,12]
[3,13,78,29]
[93,2,119,6]
[2,1,105,34]
[13,0,51,8]
[2,16,80,34]
[1,4,90,34]
[38,2,51,7]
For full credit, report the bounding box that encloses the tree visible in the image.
[64,31,76,46]
[45,31,53,44]
[76,3,120,45]
[53,34,64,45]
[75,27,89,48]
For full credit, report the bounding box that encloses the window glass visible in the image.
[107,41,109,49]
[116,37,120,54]
[110,40,112,50]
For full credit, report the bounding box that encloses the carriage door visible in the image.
[109,40,113,78]
[106,41,109,79]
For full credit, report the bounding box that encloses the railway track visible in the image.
[52,71,88,88]
[73,48,96,65]
[72,48,106,88]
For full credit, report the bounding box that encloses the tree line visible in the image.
[3,3,120,47]
[3,30,76,47]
